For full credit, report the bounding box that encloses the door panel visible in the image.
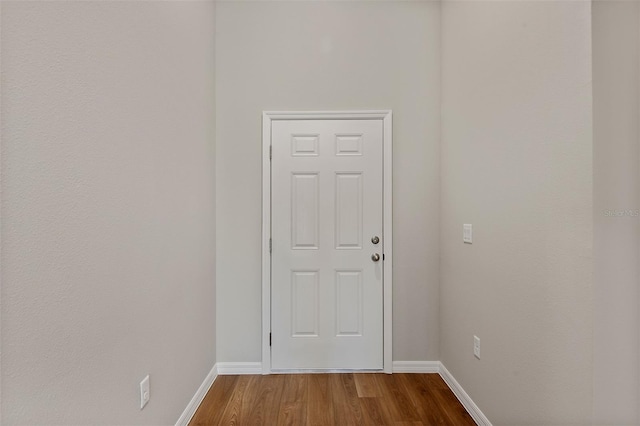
[335,270,363,336]
[291,173,319,249]
[291,270,319,337]
[271,119,384,370]
[335,173,363,249]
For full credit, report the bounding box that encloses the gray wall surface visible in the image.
[440,1,594,424]
[593,2,640,424]
[1,1,216,424]
[215,0,442,363]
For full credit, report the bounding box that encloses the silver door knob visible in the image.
[371,236,380,244]
[371,253,380,262]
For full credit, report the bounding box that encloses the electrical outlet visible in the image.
[463,224,473,244]
[473,335,481,359]
[140,375,150,409]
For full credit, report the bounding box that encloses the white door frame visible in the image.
[262,110,393,374]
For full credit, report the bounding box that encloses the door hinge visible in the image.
[269,145,272,160]
[269,332,272,346]
[269,238,272,253]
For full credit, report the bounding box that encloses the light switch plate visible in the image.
[463,224,473,244]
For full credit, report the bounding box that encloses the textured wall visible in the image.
[593,2,640,424]
[1,1,216,424]
[215,0,441,363]
[440,1,594,424]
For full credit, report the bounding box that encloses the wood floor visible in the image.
[189,373,476,425]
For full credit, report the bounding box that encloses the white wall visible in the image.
[440,1,594,424]
[216,0,441,363]
[593,2,640,424]
[1,1,216,424]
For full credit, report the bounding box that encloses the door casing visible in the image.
[262,110,393,374]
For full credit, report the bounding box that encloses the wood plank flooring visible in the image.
[189,373,476,426]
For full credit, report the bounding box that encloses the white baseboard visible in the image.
[175,361,490,426]
[439,363,492,426]
[216,362,263,375]
[175,363,218,426]
[392,360,440,373]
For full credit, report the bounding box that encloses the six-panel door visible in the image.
[271,119,383,370]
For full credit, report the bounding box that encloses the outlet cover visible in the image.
[473,336,481,359]
[140,375,150,409]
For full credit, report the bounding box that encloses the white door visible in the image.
[271,119,384,370]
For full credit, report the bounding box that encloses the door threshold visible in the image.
[269,368,384,374]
